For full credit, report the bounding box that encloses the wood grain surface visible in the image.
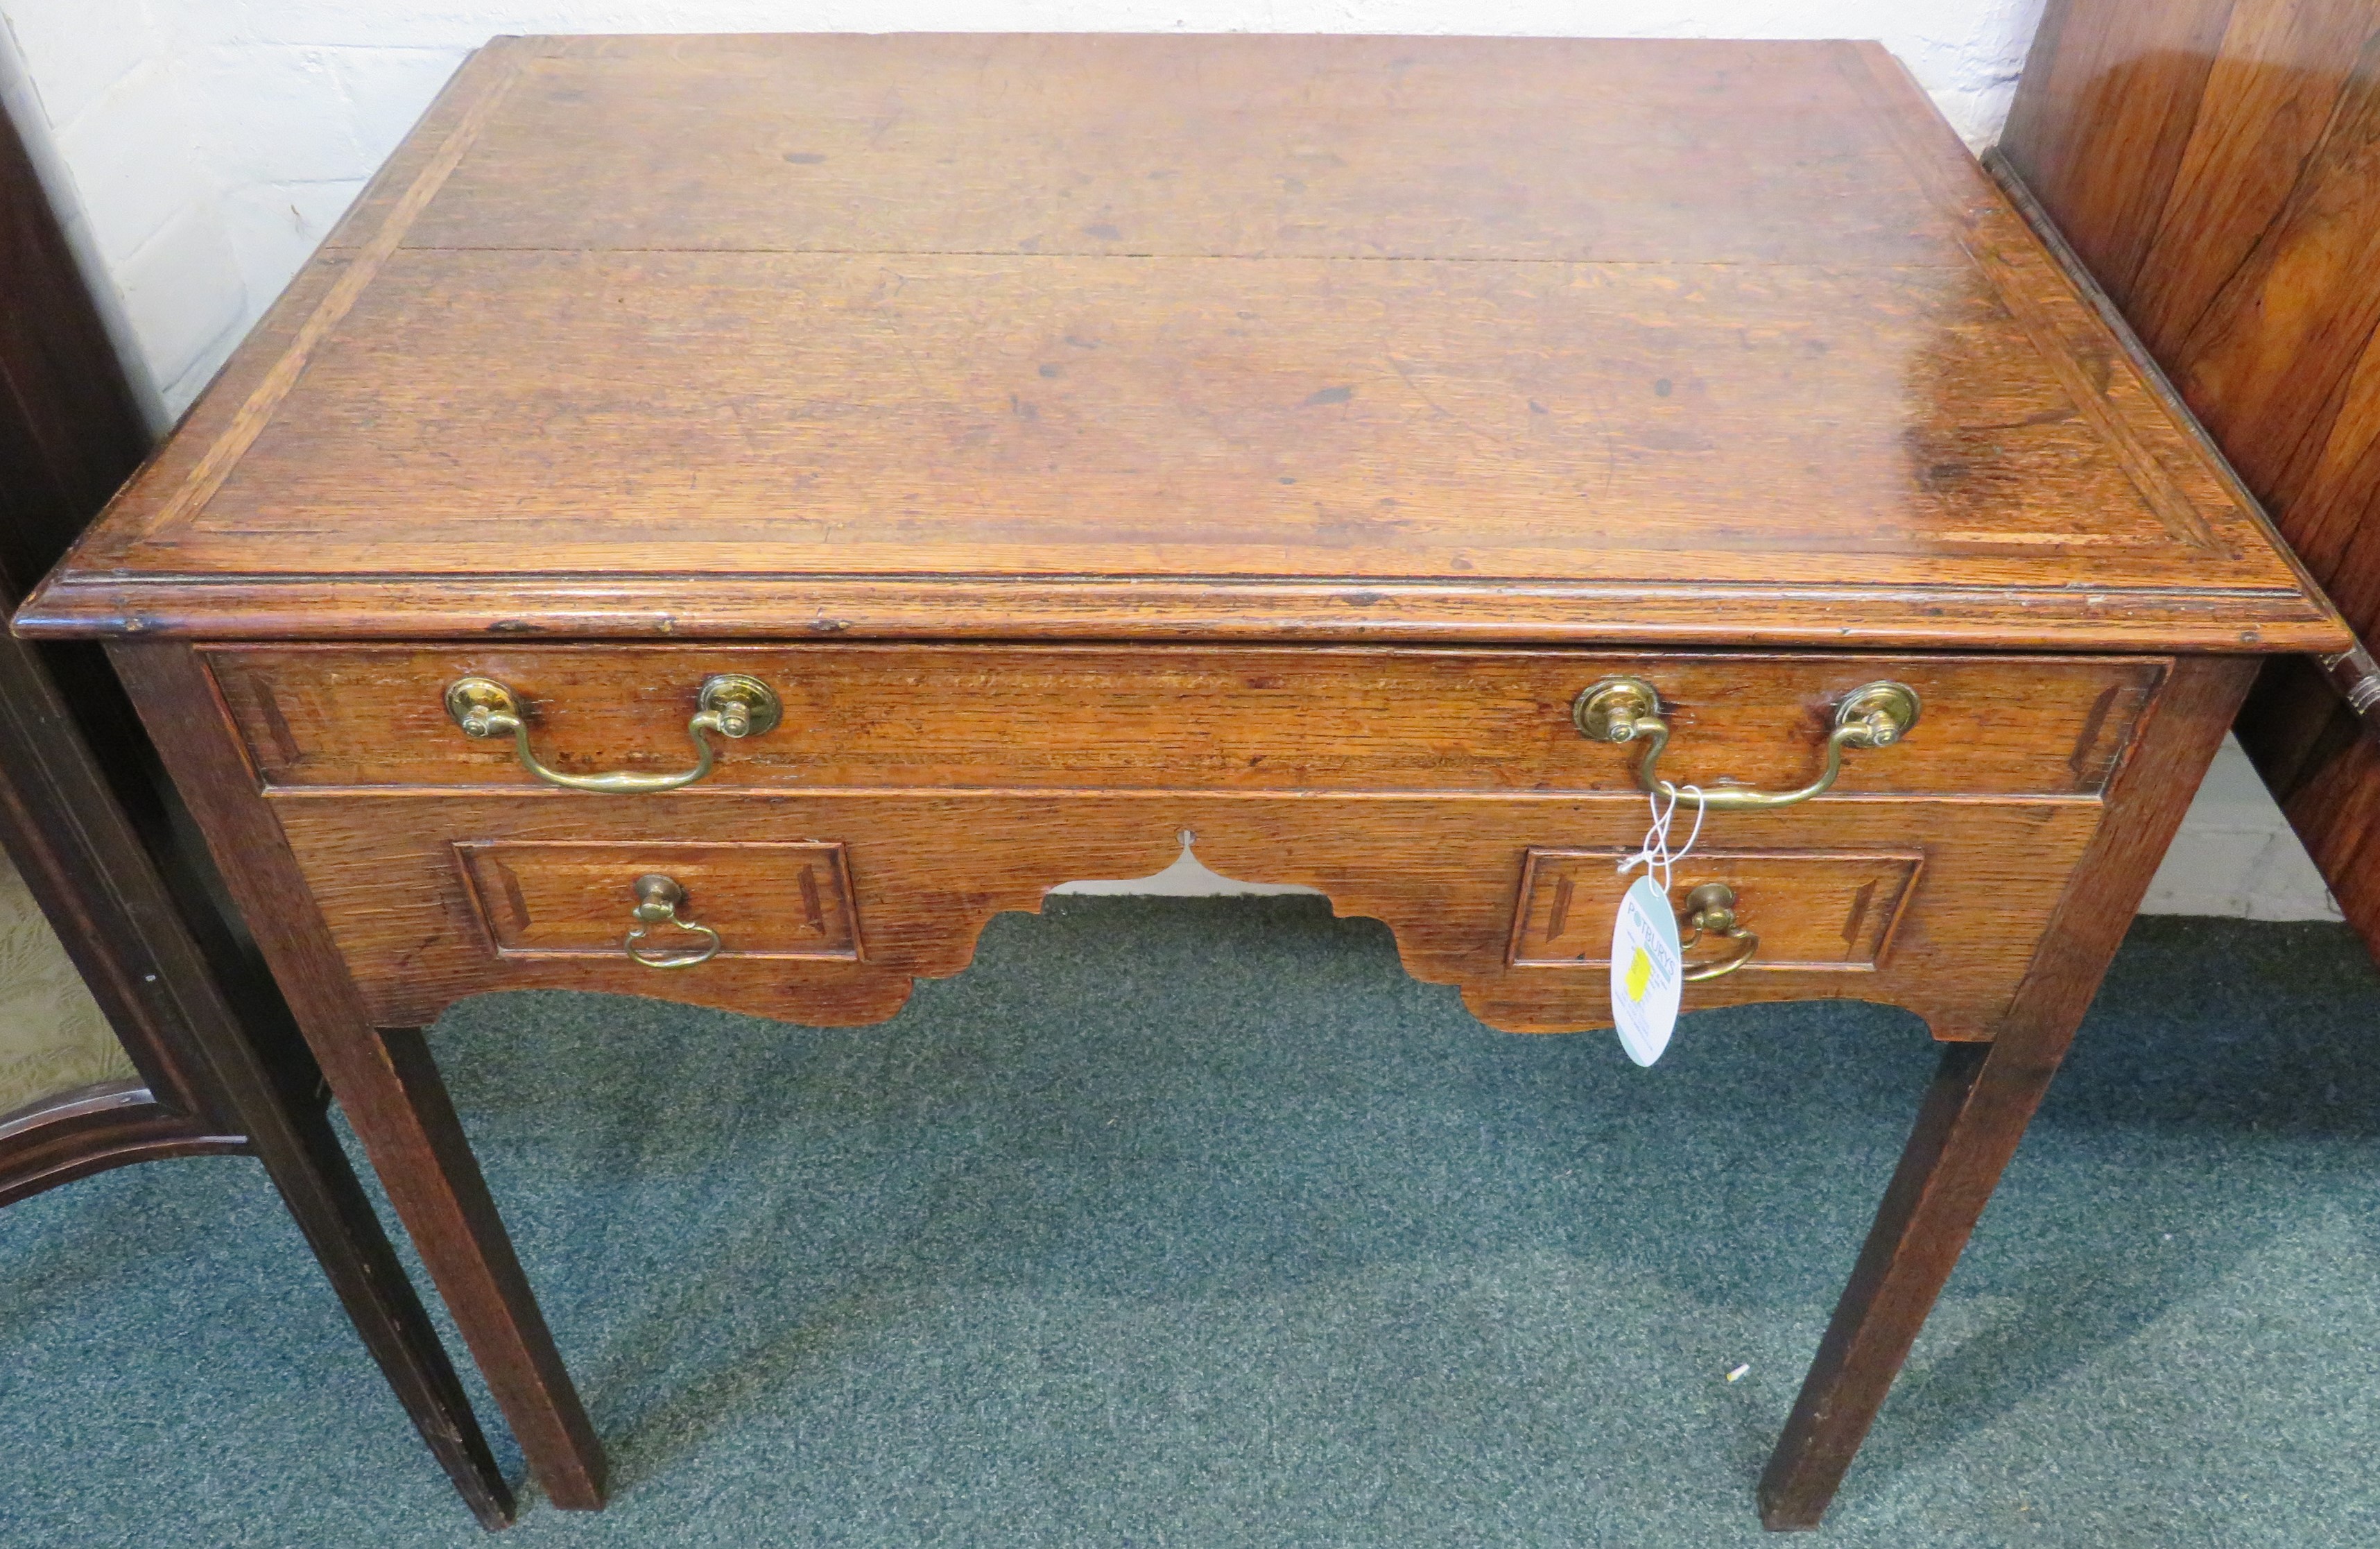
[269,787,2100,1043]
[1507,848,1922,970]
[206,644,2163,800]
[2000,0,2380,958]
[12,34,2343,652]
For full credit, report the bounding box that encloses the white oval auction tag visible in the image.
[1610,873,1683,1066]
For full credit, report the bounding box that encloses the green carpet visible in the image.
[4,900,2378,1546]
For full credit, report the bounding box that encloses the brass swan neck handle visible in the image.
[1573,678,1920,812]
[444,674,780,793]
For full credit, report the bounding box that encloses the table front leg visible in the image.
[1758,654,2254,1529]
[109,643,607,1512]
[1759,1038,2042,1526]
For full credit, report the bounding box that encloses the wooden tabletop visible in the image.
[17,34,2347,651]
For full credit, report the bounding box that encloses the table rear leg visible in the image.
[256,1087,519,1528]
[363,1026,607,1509]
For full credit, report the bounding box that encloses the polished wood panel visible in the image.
[2000,0,2380,961]
[457,840,859,960]
[209,645,2162,799]
[270,788,2095,1044]
[1997,0,2240,305]
[12,36,2343,653]
[399,35,1964,264]
[1507,848,1922,971]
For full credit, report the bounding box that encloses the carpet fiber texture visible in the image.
[3,899,2378,1547]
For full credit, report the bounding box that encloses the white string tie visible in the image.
[1616,783,1706,894]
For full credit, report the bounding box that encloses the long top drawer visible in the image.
[206,644,2161,798]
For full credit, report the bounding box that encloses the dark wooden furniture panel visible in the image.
[1999,0,2380,957]
[19,36,2349,1534]
[0,93,512,1528]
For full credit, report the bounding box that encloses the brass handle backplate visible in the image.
[623,873,721,968]
[445,674,781,793]
[1680,882,1757,980]
[1573,678,1920,811]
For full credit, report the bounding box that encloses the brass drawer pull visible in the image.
[623,874,721,968]
[1680,882,1757,980]
[444,674,781,792]
[1573,678,1920,811]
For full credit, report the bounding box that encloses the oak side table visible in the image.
[17,35,2348,1530]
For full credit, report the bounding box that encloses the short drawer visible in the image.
[456,839,861,962]
[1508,847,1924,972]
[210,644,2163,799]
[276,787,2097,1041]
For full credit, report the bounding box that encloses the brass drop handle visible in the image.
[1680,882,1757,981]
[445,674,781,793]
[623,874,721,968]
[1573,678,1920,812]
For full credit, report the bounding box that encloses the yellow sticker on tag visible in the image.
[1610,873,1684,1066]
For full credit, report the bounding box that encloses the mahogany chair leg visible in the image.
[359,1027,610,1511]
[1757,1038,2041,1528]
[111,642,608,1513]
[252,1089,518,1529]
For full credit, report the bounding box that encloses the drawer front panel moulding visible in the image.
[1508,848,1925,971]
[207,644,2163,801]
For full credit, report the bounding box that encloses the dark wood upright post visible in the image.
[0,94,515,1528]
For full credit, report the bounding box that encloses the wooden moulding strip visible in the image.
[136,45,531,549]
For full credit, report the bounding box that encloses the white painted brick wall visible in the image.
[0,0,2051,422]
[0,0,2344,919]
[2142,735,2340,921]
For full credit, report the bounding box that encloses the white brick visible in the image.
[2142,829,2266,919]
[158,315,245,420]
[154,2,259,52]
[2244,832,2345,923]
[2178,735,2291,826]
[183,44,371,186]
[327,45,472,164]
[50,56,204,265]
[227,2,519,49]
[2137,735,2338,919]
[0,0,166,131]
[112,199,248,395]
[218,178,362,317]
